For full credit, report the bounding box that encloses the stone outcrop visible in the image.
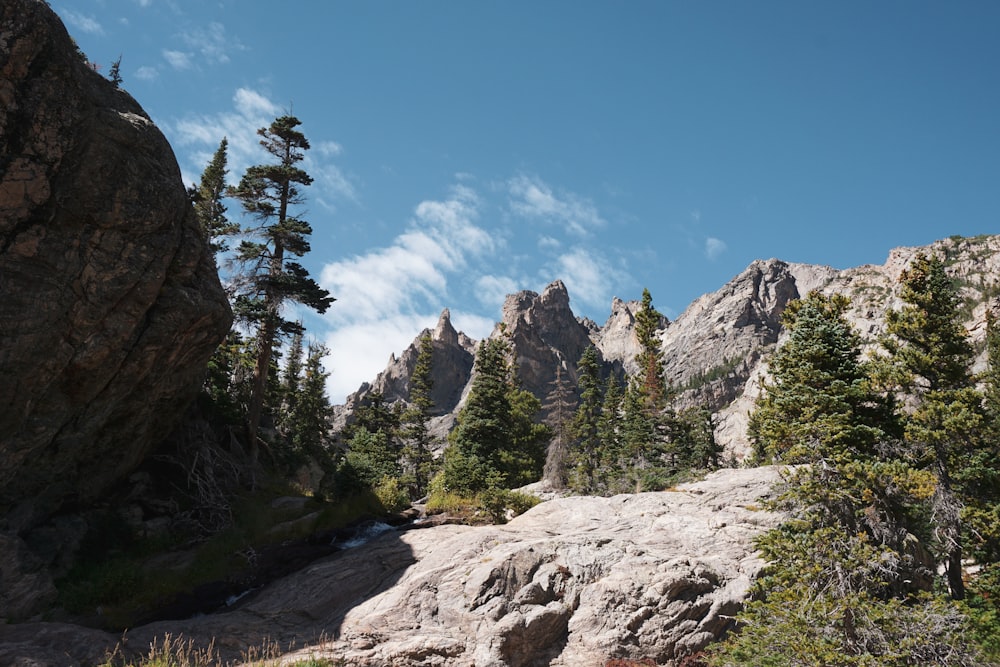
[336,235,1000,461]
[494,280,602,412]
[0,467,783,666]
[0,0,231,528]
[333,309,477,439]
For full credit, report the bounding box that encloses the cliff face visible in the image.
[0,0,232,526]
[338,235,1000,460]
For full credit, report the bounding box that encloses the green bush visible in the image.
[374,475,409,513]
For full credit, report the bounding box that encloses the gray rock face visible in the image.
[337,235,1000,461]
[0,2,231,523]
[333,309,477,439]
[0,467,783,666]
[495,280,601,411]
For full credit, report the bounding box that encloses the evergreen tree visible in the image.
[443,336,548,494]
[882,252,986,600]
[443,337,513,494]
[569,345,603,492]
[712,290,972,666]
[343,391,402,489]
[108,54,122,86]
[543,364,576,490]
[665,406,722,472]
[190,137,239,253]
[230,116,334,459]
[401,333,436,497]
[751,292,896,464]
[505,386,550,487]
[286,342,331,462]
[634,288,667,409]
[280,329,304,419]
[596,374,624,493]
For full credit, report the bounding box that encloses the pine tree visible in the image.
[442,336,548,494]
[596,374,624,494]
[343,391,402,489]
[401,333,436,497]
[443,337,513,494]
[191,137,238,253]
[634,288,667,409]
[882,252,986,600]
[108,54,123,86]
[543,364,576,490]
[712,290,971,666]
[750,292,896,464]
[230,116,334,460]
[569,345,602,492]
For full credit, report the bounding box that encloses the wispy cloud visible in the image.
[545,246,623,310]
[60,9,104,35]
[318,185,499,402]
[134,65,159,81]
[705,237,727,260]
[135,0,153,7]
[180,22,244,65]
[538,235,561,251]
[476,275,521,308]
[508,174,606,237]
[162,49,193,70]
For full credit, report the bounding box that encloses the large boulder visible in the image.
[0,0,232,527]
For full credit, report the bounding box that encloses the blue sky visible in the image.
[56,1,1000,403]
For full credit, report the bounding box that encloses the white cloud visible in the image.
[323,314,437,403]
[135,0,152,6]
[134,65,159,81]
[476,275,520,309]
[538,235,561,251]
[316,141,344,157]
[508,174,606,237]
[545,246,622,310]
[60,9,104,35]
[318,186,500,403]
[705,237,727,260]
[172,88,282,182]
[180,22,244,66]
[162,49,193,70]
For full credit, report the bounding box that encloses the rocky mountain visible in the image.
[0,466,784,667]
[0,0,231,618]
[339,235,1000,460]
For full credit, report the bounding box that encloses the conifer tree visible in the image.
[543,364,576,489]
[634,288,667,409]
[191,137,239,253]
[401,333,436,497]
[751,292,896,464]
[713,290,972,666]
[569,345,603,492]
[230,116,334,459]
[882,252,986,600]
[443,337,513,494]
[596,374,624,493]
[443,336,547,494]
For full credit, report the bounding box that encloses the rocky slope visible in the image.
[340,235,1000,461]
[0,0,231,618]
[0,467,783,667]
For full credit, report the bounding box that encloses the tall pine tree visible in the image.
[230,116,334,459]
[401,333,436,497]
[882,252,987,600]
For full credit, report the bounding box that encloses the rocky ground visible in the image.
[0,467,783,667]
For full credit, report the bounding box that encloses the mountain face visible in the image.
[340,235,1000,459]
